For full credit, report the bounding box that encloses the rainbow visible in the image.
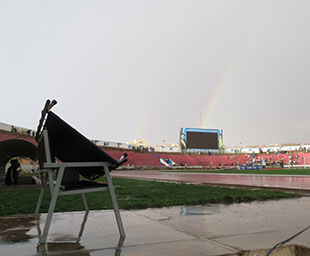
[201,46,245,128]
[201,75,227,128]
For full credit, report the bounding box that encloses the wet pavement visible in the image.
[1,197,310,256]
[112,170,310,192]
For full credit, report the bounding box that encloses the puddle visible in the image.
[0,215,36,242]
[181,205,222,216]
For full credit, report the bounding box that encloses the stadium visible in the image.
[1,119,310,181]
[2,1,310,254]
[0,101,310,256]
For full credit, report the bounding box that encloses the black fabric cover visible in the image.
[43,111,118,180]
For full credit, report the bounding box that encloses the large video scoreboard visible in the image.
[180,128,223,150]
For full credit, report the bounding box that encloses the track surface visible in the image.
[112,170,310,192]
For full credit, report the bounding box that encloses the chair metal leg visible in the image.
[81,193,89,211]
[48,170,54,195]
[104,166,125,237]
[35,187,45,214]
[40,167,65,244]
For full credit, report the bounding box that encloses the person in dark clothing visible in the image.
[4,159,21,185]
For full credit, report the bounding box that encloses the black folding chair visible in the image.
[35,100,127,243]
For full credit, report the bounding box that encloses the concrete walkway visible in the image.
[1,197,310,256]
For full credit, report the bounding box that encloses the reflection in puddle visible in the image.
[36,235,125,256]
[182,205,222,216]
[35,211,125,256]
[37,242,90,256]
[35,211,90,255]
[36,210,89,243]
[115,236,125,256]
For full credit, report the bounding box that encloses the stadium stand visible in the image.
[2,119,310,169]
[0,131,36,144]
[107,151,161,167]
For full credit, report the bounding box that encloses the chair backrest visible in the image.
[37,129,81,187]
[42,111,119,180]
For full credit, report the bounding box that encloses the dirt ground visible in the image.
[225,244,310,256]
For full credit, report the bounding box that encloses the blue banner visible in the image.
[240,165,264,170]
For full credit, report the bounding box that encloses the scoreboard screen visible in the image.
[180,128,222,150]
[186,132,218,149]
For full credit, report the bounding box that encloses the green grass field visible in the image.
[0,177,299,216]
[162,168,310,175]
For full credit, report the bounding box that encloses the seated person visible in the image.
[5,159,21,185]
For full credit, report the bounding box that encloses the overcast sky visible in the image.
[1,1,309,147]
